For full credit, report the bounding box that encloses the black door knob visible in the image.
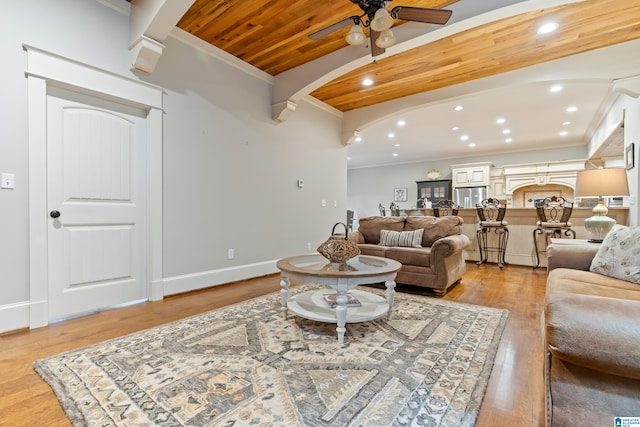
[50,210,61,218]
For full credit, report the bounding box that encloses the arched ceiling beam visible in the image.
[271,0,581,123]
[129,0,195,74]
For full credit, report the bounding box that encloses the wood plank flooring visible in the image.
[0,262,548,426]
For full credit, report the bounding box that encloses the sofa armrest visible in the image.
[430,234,471,262]
[547,244,599,272]
[545,291,640,379]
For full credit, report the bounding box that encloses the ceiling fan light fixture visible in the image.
[370,8,394,32]
[375,28,396,49]
[346,24,365,45]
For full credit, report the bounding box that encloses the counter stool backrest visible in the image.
[476,198,507,225]
[433,199,459,217]
[535,196,573,225]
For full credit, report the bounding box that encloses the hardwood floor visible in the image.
[0,262,548,426]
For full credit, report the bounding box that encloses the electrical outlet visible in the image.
[227,249,234,260]
[306,243,311,251]
[321,199,327,207]
[1,173,15,189]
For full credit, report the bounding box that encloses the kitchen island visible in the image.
[400,207,628,267]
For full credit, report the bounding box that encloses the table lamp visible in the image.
[574,167,629,242]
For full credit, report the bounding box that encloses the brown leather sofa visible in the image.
[544,243,640,426]
[350,216,470,295]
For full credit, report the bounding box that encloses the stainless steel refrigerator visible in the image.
[453,186,486,208]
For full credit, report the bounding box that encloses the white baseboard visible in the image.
[0,262,278,334]
[0,301,30,334]
[464,249,539,267]
[163,260,279,296]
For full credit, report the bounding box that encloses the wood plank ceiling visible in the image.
[174,0,640,112]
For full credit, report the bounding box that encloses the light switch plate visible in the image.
[1,173,15,189]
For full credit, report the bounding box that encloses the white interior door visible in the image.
[47,87,148,320]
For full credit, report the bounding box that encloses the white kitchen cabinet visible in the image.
[451,162,492,187]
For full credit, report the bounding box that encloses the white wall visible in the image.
[626,100,640,226]
[586,93,640,226]
[145,36,346,285]
[347,145,587,221]
[0,0,347,332]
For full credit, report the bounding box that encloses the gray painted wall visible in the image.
[0,0,347,331]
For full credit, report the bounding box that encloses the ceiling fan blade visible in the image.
[391,7,452,25]
[370,29,386,57]
[309,17,354,40]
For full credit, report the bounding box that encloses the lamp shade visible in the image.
[574,168,629,197]
[370,8,394,32]
[345,24,365,45]
[375,29,396,48]
[574,167,629,242]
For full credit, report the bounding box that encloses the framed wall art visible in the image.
[394,187,408,202]
[626,143,634,170]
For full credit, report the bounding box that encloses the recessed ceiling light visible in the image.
[355,135,362,142]
[496,118,506,124]
[566,106,577,113]
[362,78,374,86]
[397,120,406,126]
[452,126,460,131]
[387,132,395,138]
[550,85,563,93]
[560,131,568,136]
[502,129,511,135]
[468,143,476,148]
[562,121,571,126]
[505,138,513,143]
[537,22,559,35]
[460,135,469,141]
[394,143,400,147]
[393,153,399,157]
[454,106,463,111]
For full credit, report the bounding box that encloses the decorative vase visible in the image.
[317,222,360,264]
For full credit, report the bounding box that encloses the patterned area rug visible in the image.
[34,284,508,427]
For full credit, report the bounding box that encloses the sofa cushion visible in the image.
[385,246,431,267]
[590,225,640,284]
[357,216,405,244]
[380,229,423,248]
[548,268,640,299]
[404,215,463,247]
[357,243,388,258]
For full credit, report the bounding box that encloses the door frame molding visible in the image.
[25,45,164,328]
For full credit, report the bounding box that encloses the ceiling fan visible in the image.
[309,0,453,57]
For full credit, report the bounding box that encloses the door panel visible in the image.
[47,89,148,320]
[65,225,132,286]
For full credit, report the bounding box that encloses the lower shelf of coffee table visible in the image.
[287,289,389,323]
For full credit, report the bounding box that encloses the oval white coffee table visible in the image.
[276,254,401,344]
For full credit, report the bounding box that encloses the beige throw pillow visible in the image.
[379,229,423,248]
[590,225,640,284]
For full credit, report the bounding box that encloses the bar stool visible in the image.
[533,196,576,267]
[476,198,509,268]
[432,199,460,217]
